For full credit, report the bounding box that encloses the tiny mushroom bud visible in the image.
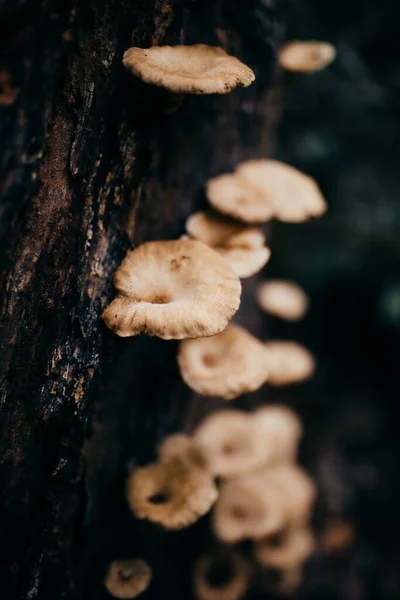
[102,240,241,339]
[264,341,316,386]
[178,324,270,400]
[278,40,336,73]
[254,526,315,569]
[252,405,303,464]
[186,211,270,278]
[123,45,255,95]
[256,280,309,321]
[104,558,152,599]
[193,550,251,600]
[126,453,218,530]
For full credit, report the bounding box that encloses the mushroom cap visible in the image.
[193,550,251,600]
[264,341,316,386]
[123,45,255,94]
[254,526,315,569]
[212,475,286,543]
[158,433,212,471]
[256,280,309,321]
[236,159,327,223]
[104,559,152,599]
[252,405,303,464]
[206,173,275,224]
[178,325,269,400]
[102,240,241,340]
[321,519,356,553]
[278,40,336,73]
[186,211,270,278]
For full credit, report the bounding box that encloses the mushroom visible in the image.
[254,525,315,569]
[278,40,336,73]
[264,341,316,386]
[102,240,241,339]
[178,324,270,400]
[158,433,212,471]
[126,453,218,530]
[252,405,303,464]
[185,211,270,278]
[123,45,255,94]
[104,559,152,599]
[272,567,303,596]
[193,550,251,600]
[256,280,309,321]
[321,519,356,554]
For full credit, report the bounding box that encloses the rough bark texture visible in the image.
[0,1,288,598]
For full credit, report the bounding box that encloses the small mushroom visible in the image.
[256,280,309,321]
[263,464,316,526]
[271,566,303,596]
[252,405,303,464]
[123,45,255,95]
[104,559,152,599]
[321,518,356,554]
[193,550,251,600]
[102,240,241,339]
[158,433,212,471]
[264,341,316,386]
[254,526,315,569]
[278,40,336,73]
[178,324,269,400]
[186,211,270,278]
[126,453,218,530]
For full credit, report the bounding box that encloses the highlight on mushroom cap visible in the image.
[123,45,255,95]
[126,453,218,530]
[178,324,270,400]
[278,40,337,73]
[104,558,152,599]
[102,239,241,340]
[256,279,309,321]
[193,550,251,600]
[254,525,315,569]
[263,340,316,386]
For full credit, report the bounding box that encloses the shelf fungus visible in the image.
[254,526,315,569]
[256,280,309,321]
[185,211,270,278]
[193,550,251,600]
[126,451,218,530]
[104,558,152,599]
[102,240,241,339]
[278,40,336,73]
[178,324,269,399]
[123,45,255,94]
[264,341,316,386]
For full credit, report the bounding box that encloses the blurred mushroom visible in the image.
[193,550,251,600]
[178,324,269,399]
[123,45,255,94]
[273,567,303,595]
[252,405,303,464]
[104,559,152,599]
[159,433,212,471]
[186,211,270,278]
[126,454,218,530]
[102,240,241,339]
[321,518,356,553]
[256,280,309,321]
[254,525,315,569]
[264,341,316,386]
[278,40,336,73]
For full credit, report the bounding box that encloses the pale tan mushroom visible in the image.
[263,464,316,526]
[278,40,336,73]
[254,525,315,569]
[193,550,251,600]
[102,240,241,340]
[273,567,303,595]
[264,341,316,386]
[252,405,303,464]
[236,160,327,223]
[104,559,152,599]
[123,45,255,94]
[185,211,270,278]
[178,325,269,400]
[158,433,212,471]
[126,454,218,530]
[256,280,309,321]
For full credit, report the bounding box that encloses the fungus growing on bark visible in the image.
[264,341,316,386]
[252,405,303,464]
[185,211,270,278]
[126,454,217,530]
[278,41,336,73]
[102,240,241,339]
[254,526,315,569]
[256,280,309,321]
[123,45,255,94]
[178,324,269,399]
[104,559,152,599]
[193,550,251,600]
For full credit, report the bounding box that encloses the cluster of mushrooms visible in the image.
[103,37,337,600]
